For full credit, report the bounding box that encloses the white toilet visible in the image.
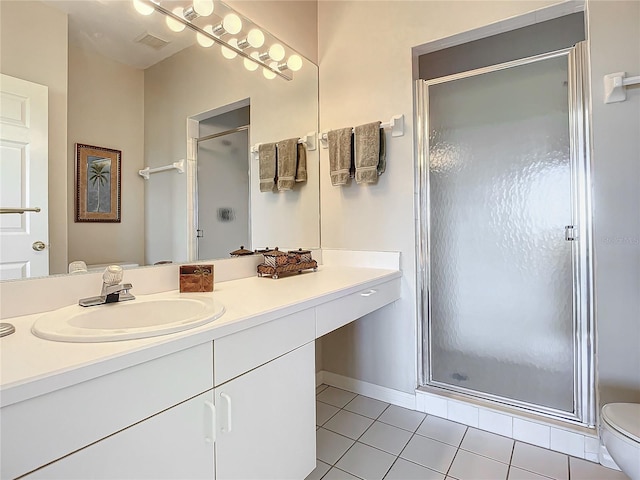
[601,403,640,480]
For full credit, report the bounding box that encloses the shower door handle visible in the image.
[565,225,577,241]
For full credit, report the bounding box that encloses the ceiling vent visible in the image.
[134,32,169,50]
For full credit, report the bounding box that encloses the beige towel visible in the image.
[355,121,381,184]
[295,143,307,183]
[328,127,353,186]
[276,138,298,191]
[258,143,276,192]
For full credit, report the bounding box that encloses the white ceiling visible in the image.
[44,0,202,69]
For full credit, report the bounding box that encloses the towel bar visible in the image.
[319,114,404,148]
[139,159,185,180]
[604,72,640,104]
[0,207,41,214]
[251,132,317,157]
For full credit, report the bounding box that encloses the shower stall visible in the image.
[417,41,595,425]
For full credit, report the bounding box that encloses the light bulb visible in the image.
[197,25,215,47]
[223,13,242,35]
[268,43,285,62]
[246,29,265,48]
[263,67,276,80]
[193,0,214,16]
[133,0,154,15]
[166,7,186,32]
[287,54,303,72]
[221,38,238,59]
[243,52,260,72]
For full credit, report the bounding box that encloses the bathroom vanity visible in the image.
[0,262,401,479]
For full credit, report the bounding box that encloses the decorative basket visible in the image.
[257,248,317,279]
[263,248,288,267]
[229,246,254,257]
[289,248,312,263]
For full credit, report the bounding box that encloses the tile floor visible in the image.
[308,385,630,480]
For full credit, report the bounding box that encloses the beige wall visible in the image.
[319,0,640,408]
[227,0,318,63]
[587,0,640,406]
[0,0,68,274]
[317,0,565,395]
[67,44,145,267]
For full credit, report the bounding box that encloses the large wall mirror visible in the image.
[0,0,319,280]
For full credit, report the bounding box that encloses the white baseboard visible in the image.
[318,370,416,410]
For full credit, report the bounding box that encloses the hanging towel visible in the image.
[258,143,276,192]
[328,127,353,186]
[354,121,381,184]
[295,143,307,183]
[377,127,386,176]
[276,138,298,191]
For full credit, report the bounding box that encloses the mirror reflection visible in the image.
[0,0,319,281]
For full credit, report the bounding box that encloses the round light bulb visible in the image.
[243,52,260,72]
[221,38,238,59]
[197,25,215,47]
[193,0,214,16]
[166,7,186,32]
[268,43,285,62]
[247,29,265,48]
[287,54,303,72]
[263,67,276,80]
[223,13,242,35]
[133,0,154,15]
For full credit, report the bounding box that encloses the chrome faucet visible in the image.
[79,265,135,307]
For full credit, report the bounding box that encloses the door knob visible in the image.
[32,241,46,251]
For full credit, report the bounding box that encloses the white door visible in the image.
[24,391,216,479]
[0,74,49,280]
[214,342,316,480]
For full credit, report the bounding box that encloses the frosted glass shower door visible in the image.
[426,55,575,413]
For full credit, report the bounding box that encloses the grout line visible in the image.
[382,455,401,480]
[331,465,365,480]
[443,426,469,478]
[505,440,517,480]
[343,395,391,421]
[445,447,461,478]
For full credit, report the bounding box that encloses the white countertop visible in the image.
[0,265,401,408]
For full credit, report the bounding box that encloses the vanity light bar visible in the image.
[137,0,293,81]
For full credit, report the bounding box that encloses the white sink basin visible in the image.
[31,293,225,342]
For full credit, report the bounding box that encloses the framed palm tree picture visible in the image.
[75,144,121,222]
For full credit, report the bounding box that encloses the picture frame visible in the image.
[75,143,121,223]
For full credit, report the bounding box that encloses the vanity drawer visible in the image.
[316,278,401,337]
[214,308,315,386]
[1,343,213,479]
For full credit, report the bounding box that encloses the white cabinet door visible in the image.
[215,342,316,480]
[27,391,215,479]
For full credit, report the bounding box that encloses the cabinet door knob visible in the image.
[220,393,233,433]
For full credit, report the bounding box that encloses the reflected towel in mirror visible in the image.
[258,143,277,192]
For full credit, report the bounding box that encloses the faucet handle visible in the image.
[103,265,124,286]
